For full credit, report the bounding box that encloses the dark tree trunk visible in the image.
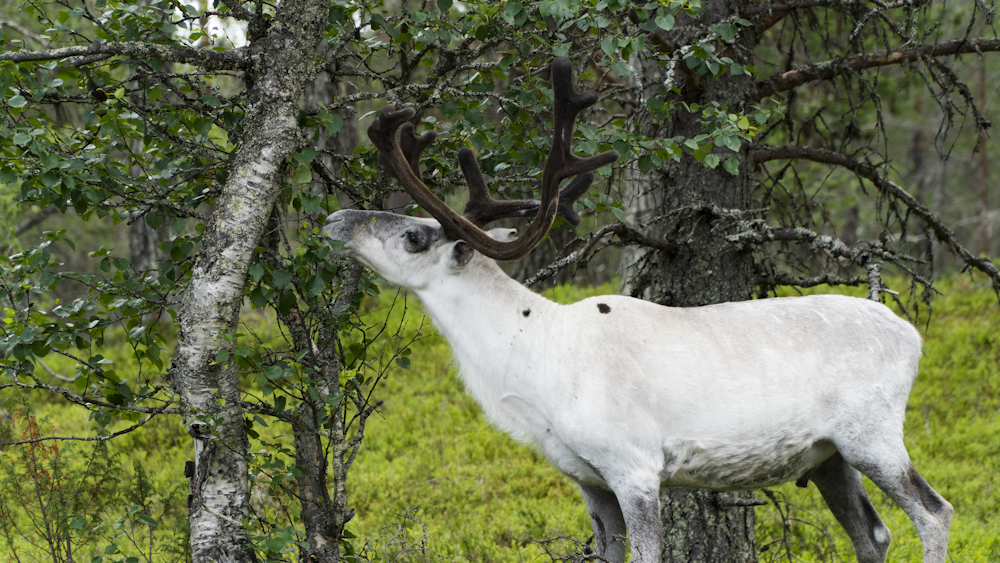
[622,1,760,561]
[129,217,168,275]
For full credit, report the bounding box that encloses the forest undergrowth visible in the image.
[2,276,997,562]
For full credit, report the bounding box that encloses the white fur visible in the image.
[324,210,952,563]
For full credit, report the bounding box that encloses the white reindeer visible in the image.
[324,58,952,563]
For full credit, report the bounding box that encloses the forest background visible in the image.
[1,0,999,561]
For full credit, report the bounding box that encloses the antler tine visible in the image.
[459,146,595,227]
[543,58,619,189]
[556,172,594,226]
[368,105,482,242]
[500,58,617,253]
[399,123,436,179]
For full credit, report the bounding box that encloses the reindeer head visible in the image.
[324,57,618,286]
[324,211,518,289]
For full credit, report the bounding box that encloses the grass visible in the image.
[3,277,998,562]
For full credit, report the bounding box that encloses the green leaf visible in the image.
[713,23,737,42]
[250,287,270,308]
[723,158,740,175]
[215,350,231,362]
[601,36,616,57]
[324,113,343,137]
[272,270,294,287]
[610,60,630,78]
[395,357,411,370]
[248,263,265,283]
[638,154,654,174]
[264,537,286,552]
[307,275,324,297]
[41,171,62,188]
[437,0,452,11]
[146,210,163,229]
[503,2,525,25]
[301,193,323,214]
[0,167,16,184]
[278,290,297,315]
[292,164,312,185]
[704,154,720,169]
[293,148,317,165]
[655,14,674,31]
[13,132,31,145]
[8,95,26,108]
[69,516,86,529]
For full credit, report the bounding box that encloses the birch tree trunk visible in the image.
[622,1,760,560]
[169,1,330,559]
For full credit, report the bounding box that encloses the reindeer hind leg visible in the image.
[807,452,891,563]
[839,443,953,563]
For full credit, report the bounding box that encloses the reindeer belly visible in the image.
[660,435,837,490]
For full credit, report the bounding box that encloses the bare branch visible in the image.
[744,0,831,34]
[755,38,1000,99]
[0,42,245,71]
[525,222,675,287]
[753,145,1000,291]
[0,411,162,446]
[14,207,58,237]
[34,356,75,383]
[0,20,44,46]
[0,363,182,416]
[754,272,866,289]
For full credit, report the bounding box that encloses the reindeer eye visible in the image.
[403,230,429,252]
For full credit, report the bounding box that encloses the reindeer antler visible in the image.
[367,57,618,260]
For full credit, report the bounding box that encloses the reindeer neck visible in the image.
[412,260,558,419]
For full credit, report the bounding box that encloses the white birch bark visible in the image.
[169,1,330,560]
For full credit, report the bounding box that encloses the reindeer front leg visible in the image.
[610,481,662,563]
[579,484,628,563]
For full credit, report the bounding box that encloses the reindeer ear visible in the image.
[486,227,517,242]
[450,240,474,268]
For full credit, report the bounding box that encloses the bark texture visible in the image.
[169,1,330,560]
[621,1,760,561]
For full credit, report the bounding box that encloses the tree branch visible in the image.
[0,20,44,46]
[524,222,675,287]
[14,207,58,237]
[0,362,182,416]
[744,0,830,34]
[217,0,254,20]
[753,145,1000,291]
[755,38,1000,99]
[0,410,163,445]
[0,42,245,71]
